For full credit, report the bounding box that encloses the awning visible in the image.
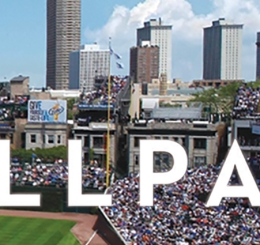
[141,98,159,110]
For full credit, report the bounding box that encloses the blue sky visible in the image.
[0,0,259,87]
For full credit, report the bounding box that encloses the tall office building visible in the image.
[69,44,110,91]
[203,18,243,80]
[46,0,81,90]
[137,18,172,82]
[256,32,260,80]
[130,41,159,83]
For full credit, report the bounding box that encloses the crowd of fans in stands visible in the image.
[80,76,128,106]
[77,76,128,126]
[10,159,110,190]
[233,84,260,118]
[103,163,260,245]
[0,96,28,120]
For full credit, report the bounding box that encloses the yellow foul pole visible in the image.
[106,37,111,188]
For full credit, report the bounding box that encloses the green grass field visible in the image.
[0,216,80,245]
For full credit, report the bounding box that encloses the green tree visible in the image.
[89,148,94,161]
[189,82,243,114]
[11,146,68,163]
[159,102,182,108]
[66,98,78,120]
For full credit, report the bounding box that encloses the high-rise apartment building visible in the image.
[46,0,81,90]
[137,18,172,82]
[203,18,243,80]
[256,32,260,80]
[130,41,159,83]
[69,44,110,91]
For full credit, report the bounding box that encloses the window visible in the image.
[194,139,206,149]
[194,157,206,167]
[182,138,186,147]
[10,134,13,144]
[48,135,54,144]
[57,135,61,144]
[30,134,36,143]
[84,136,89,147]
[135,155,139,165]
[134,137,146,147]
[93,137,103,148]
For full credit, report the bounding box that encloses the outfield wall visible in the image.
[4,186,103,214]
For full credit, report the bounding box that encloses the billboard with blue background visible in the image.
[28,100,67,123]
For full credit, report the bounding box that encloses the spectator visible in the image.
[233,84,260,119]
[103,165,260,245]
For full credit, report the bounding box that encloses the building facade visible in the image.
[130,42,159,83]
[256,32,260,80]
[73,123,115,166]
[46,0,81,90]
[203,18,243,80]
[192,79,244,88]
[69,44,110,91]
[137,18,172,82]
[232,119,260,159]
[24,123,68,150]
[127,121,218,174]
[10,76,29,98]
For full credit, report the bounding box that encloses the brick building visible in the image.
[130,42,159,83]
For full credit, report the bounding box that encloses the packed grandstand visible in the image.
[232,84,260,119]
[76,75,129,126]
[102,164,260,245]
[10,161,111,190]
[79,75,128,106]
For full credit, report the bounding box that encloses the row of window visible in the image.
[76,136,105,149]
[77,135,207,150]
[133,154,206,167]
[30,134,62,144]
[133,137,207,149]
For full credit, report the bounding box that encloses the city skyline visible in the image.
[1,0,260,87]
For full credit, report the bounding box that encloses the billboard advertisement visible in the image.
[78,104,114,110]
[28,100,67,123]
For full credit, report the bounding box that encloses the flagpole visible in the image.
[106,37,111,188]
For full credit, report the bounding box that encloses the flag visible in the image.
[109,46,122,59]
[113,52,122,59]
[116,62,124,69]
[109,47,114,55]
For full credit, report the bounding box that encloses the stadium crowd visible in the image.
[10,161,110,190]
[80,76,128,106]
[233,84,260,119]
[103,165,260,245]
[0,96,28,120]
[77,76,128,126]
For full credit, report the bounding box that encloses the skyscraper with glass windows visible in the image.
[46,0,81,90]
[203,18,243,80]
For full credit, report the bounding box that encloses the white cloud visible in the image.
[85,0,260,81]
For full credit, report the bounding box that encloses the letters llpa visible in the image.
[1,139,260,207]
